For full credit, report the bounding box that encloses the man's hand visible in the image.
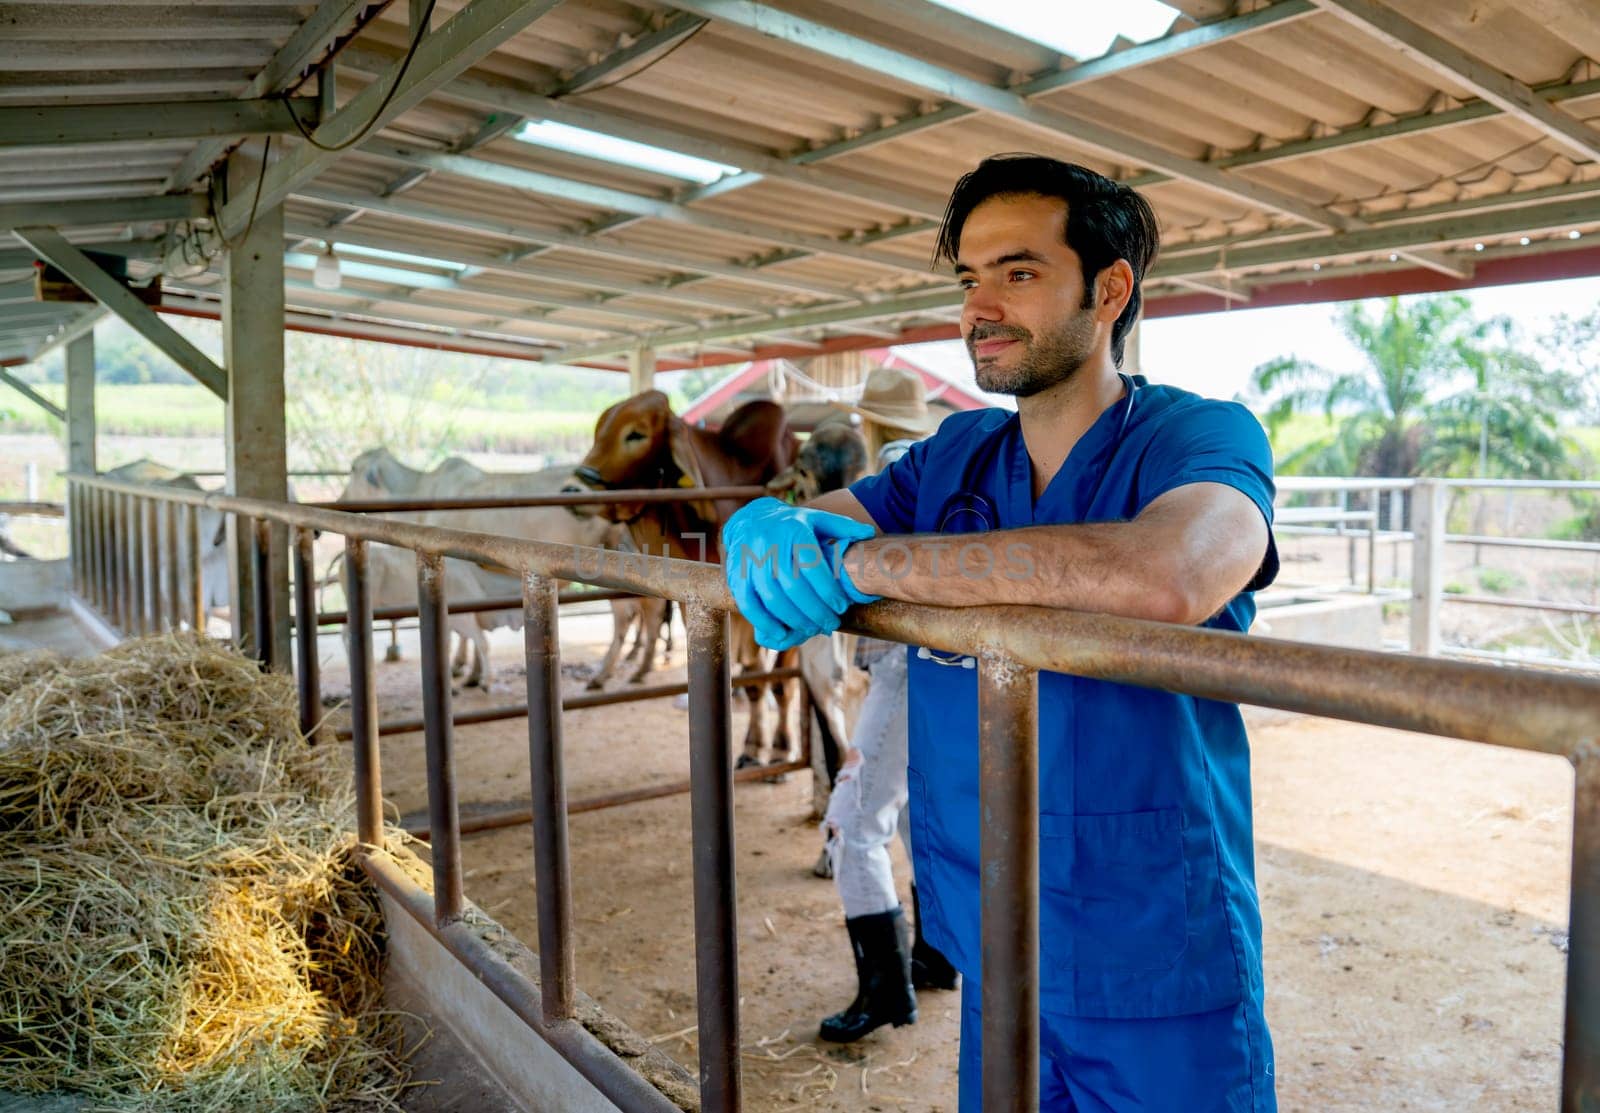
[722,497,880,649]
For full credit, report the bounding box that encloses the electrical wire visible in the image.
[208,135,273,255]
[282,0,438,152]
[558,22,706,99]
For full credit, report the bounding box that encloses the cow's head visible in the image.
[341,446,417,503]
[573,391,702,522]
[767,419,869,504]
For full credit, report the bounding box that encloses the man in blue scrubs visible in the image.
[722,155,1279,1110]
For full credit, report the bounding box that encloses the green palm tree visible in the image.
[1246,295,1581,479]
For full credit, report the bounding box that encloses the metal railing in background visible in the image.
[60,470,1600,1112]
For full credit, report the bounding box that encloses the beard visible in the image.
[967,301,1098,397]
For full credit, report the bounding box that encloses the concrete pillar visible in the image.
[222,147,291,664]
[1408,479,1445,656]
[65,332,96,475]
[628,346,656,396]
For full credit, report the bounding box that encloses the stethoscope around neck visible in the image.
[916,373,1139,670]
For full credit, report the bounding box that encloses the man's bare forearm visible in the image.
[843,522,1190,622]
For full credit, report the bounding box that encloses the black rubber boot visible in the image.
[910,883,960,992]
[818,908,917,1042]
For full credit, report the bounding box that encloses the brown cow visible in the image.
[574,391,800,768]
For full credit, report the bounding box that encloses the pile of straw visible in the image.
[0,633,410,1110]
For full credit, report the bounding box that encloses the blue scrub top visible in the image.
[849,376,1279,1019]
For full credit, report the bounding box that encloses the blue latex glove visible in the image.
[723,497,878,649]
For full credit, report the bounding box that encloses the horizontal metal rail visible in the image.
[1445,479,1600,492]
[63,471,1600,1111]
[1276,477,1416,492]
[0,500,64,518]
[403,756,813,840]
[62,471,1600,775]
[1445,593,1600,617]
[334,666,801,741]
[1447,533,1600,555]
[319,485,767,513]
[315,587,638,626]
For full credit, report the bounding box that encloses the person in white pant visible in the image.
[772,365,960,1044]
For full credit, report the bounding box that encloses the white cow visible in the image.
[102,459,229,614]
[337,448,616,688]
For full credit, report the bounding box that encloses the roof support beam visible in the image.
[361,139,935,276]
[167,0,567,273]
[0,194,208,232]
[357,13,711,217]
[295,184,863,300]
[558,193,1600,359]
[0,367,65,421]
[1308,0,1600,165]
[671,0,1351,231]
[281,221,760,321]
[1153,193,1600,279]
[27,308,105,364]
[0,98,321,149]
[162,0,381,191]
[19,226,227,398]
[555,288,959,363]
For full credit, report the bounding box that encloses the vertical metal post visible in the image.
[523,570,576,1023]
[293,527,321,739]
[141,496,159,632]
[417,552,464,924]
[1562,750,1600,1110]
[1366,489,1378,595]
[978,655,1040,1113]
[95,487,110,617]
[1410,479,1445,656]
[128,495,146,635]
[67,484,81,595]
[345,538,383,846]
[187,503,204,633]
[685,602,741,1111]
[252,518,274,668]
[163,500,180,631]
[117,492,135,630]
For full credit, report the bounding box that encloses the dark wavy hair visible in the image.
[934,154,1161,366]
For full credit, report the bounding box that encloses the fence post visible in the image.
[1562,748,1600,1108]
[978,655,1040,1113]
[417,551,464,925]
[345,538,383,847]
[1410,479,1445,656]
[252,518,274,669]
[293,527,321,739]
[163,500,180,631]
[523,570,576,1024]
[685,602,741,1112]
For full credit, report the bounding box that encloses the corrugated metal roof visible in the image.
[3,0,1600,371]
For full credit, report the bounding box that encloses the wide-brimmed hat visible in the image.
[833,364,936,436]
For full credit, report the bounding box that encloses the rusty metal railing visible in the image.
[63,471,1600,1112]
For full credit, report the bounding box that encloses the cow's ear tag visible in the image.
[677,474,696,488]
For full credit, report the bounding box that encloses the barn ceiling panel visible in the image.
[4,0,1600,366]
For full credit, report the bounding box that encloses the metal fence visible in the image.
[63,471,1600,1112]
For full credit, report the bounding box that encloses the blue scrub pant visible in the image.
[958,980,1276,1112]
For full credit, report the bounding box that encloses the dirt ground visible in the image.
[312,611,1573,1113]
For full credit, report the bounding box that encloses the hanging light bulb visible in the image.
[313,242,342,290]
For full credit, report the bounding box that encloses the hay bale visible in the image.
[0,633,411,1111]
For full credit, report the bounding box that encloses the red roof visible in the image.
[680,347,989,426]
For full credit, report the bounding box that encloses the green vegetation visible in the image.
[0,319,734,469]
[1476,567,1524,595]
[1245,294,1587,480]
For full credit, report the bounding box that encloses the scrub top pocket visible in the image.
[1041,807,1188,974]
